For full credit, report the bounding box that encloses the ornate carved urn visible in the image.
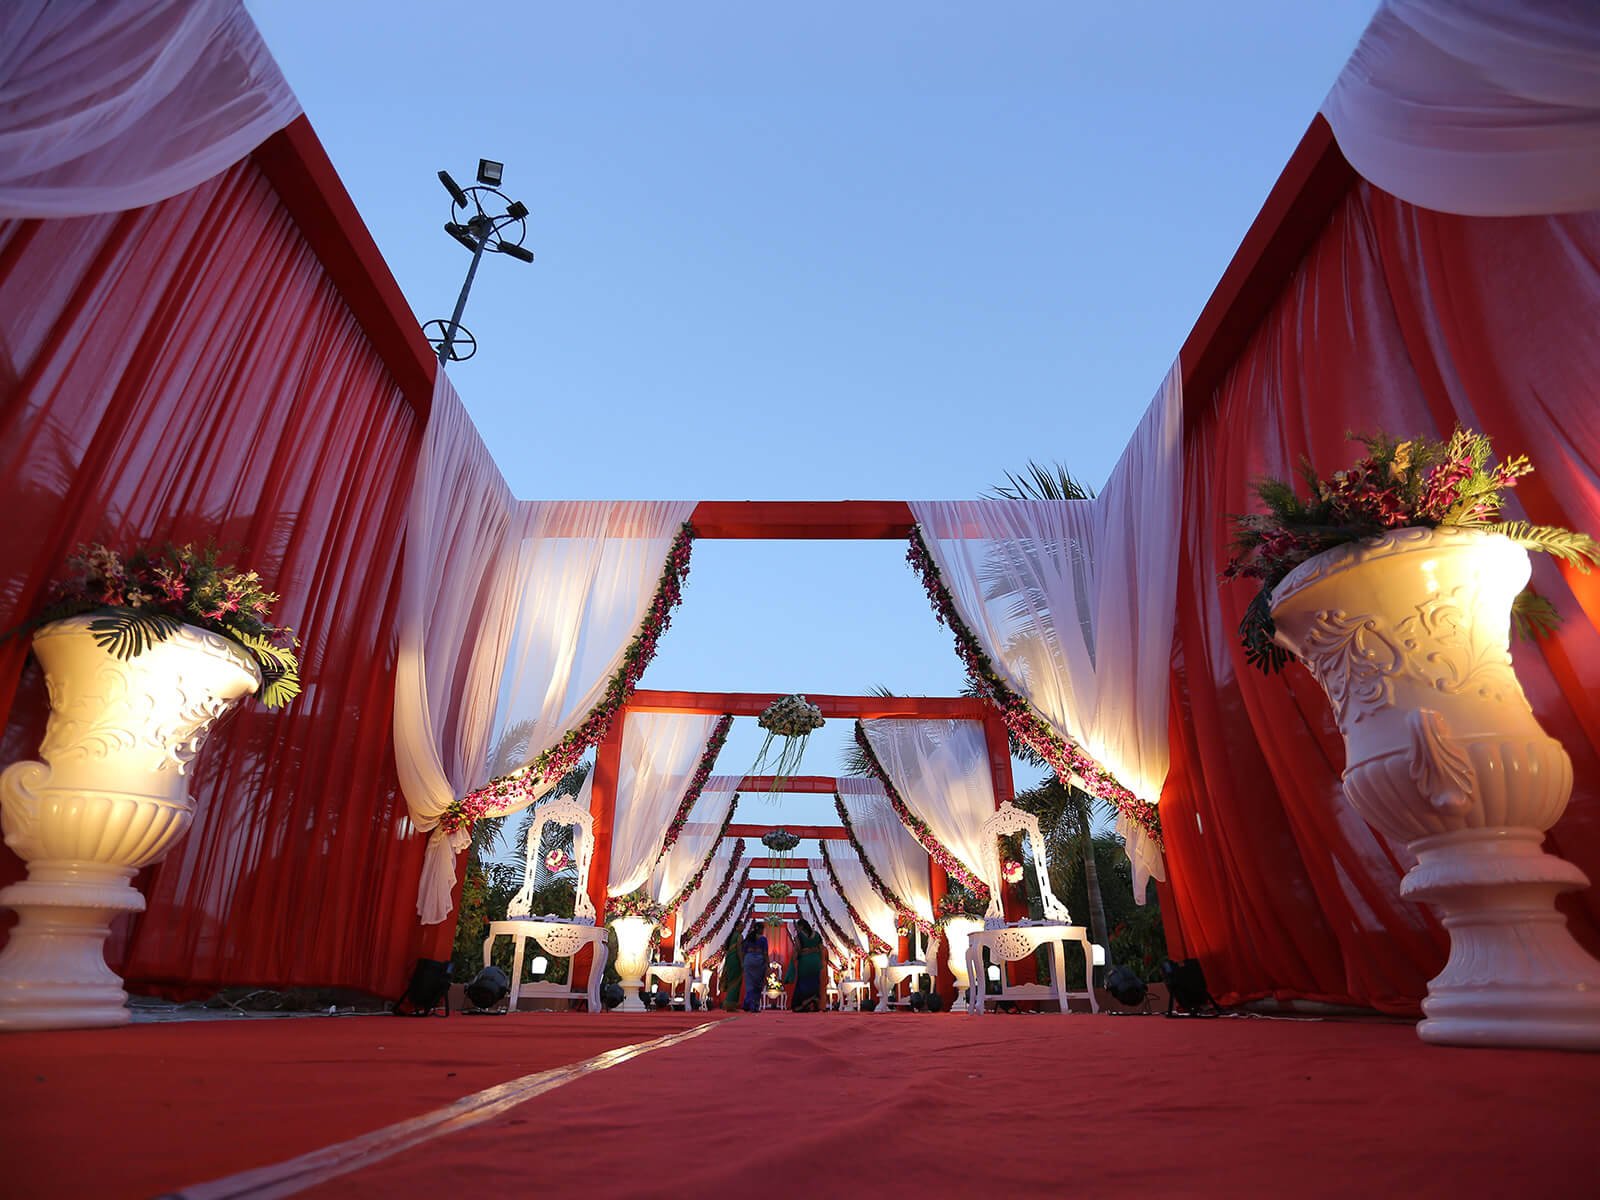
[1269,527,1600,1049]
[0,617,261,1030]
[610,914,654,1012]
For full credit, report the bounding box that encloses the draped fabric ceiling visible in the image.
[0,0,1595,1008]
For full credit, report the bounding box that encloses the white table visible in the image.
[840,979,871,1011]
[876,959,931,1012]
[646,961,694,1007]
[964,924,1099,1015]
[483,919,609,1013]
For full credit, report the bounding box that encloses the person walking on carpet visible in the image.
[788,917,824,1011]
[720,926,743,1011]
[740,921,769,1013]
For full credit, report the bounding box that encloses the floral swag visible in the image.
[804,889,859,961]
[678,846,749,954]
[440,522,696,835]
[830,792,938,934]
[654,715,735,866]
[847,730,995,902]
[906,527,1162,847]
[662,806,741,917]
[818,842,894,957]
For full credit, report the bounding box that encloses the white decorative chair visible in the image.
[482,795,609,1013]
[964,801,1098,1016]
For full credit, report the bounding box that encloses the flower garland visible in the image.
[654,714,734,866]
[829,792,937,934]
[818,843,894,957]
[699,892,755,961]
[846,730,995,901]
[443,522,697,834]
[805,881,863,960]
[906,527,1162,847]
[662,806,740,918]
[678,846,749,954]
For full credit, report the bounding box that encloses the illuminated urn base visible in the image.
[943,916,985,1007]
[611,915,655,1012]
[0,618,260,1031]
[1270,529,1600,1050]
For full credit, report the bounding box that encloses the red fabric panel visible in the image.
[1163,181,1600,1012]
[0,161,427,997]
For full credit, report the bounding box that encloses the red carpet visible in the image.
[0,1011,725,1200]
[3,1011,1597,1199]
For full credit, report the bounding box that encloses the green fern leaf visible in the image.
[1496,522,1600,571]
[1511,590,1563,641]
[88,608,183,660]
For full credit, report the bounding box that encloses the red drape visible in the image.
[1161,181,1600,1013]
[0,159,427,998]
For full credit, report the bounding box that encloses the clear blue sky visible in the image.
[248,2,1376,834]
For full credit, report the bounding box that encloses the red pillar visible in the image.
[983,713,1030,989]
[574,712,624,989]
[928,858,954,1008]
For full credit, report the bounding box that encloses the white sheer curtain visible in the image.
[0,0,302,218]
[686,853,752,954]
[1323,0,1600,217]
[607,713,723,898]
[811,861,867,953]
[837,778,934,923]
[396,372,696,922]
[676,840,736,939]
[825,845,899,952]
[860,719,997,890]
[650,777,739,908]
[910,364,1179,893]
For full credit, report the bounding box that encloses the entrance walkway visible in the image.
[3,1012,1596,1197]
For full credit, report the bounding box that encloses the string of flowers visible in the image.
[653,715,734,866]
[906,526,1162,847]
[847,730,995,901]
[679,849,750,954]
[699,891,756,963]
[699,895,755,978]
[805,877,865,960]
[441,522,697,835]
[661,803,741,918]
[830,792,937,934]
[818,843,894,957]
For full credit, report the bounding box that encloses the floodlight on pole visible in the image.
[424,158,535,364]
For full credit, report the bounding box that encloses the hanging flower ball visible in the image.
[1002,860,1024,884]
[544,848,570,874]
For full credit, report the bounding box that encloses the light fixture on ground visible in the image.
[424,159,535,364]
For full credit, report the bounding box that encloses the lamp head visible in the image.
[477,158,505,186]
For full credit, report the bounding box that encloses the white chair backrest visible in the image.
[507,794,597,924]
[980,801,1072,924]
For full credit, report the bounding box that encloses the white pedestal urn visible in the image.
[0,617,261,1031]
[610,915,654,1012]
[1269,527,1600,1050]
[943,916,985,1011]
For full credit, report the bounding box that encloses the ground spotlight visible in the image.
[464,965,510,1014]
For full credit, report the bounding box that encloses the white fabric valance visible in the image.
[396,372,696,922]
[1323,0,1600,217]
[650,776,739,907]
[859,719,997,893]
[607,713,724,898]
[837,777,934,922]
[0,0,302,218]
[675,840,736,940]
[824,845,899,951]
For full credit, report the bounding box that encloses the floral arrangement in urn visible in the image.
[26,542,301,707]
[607,889,665,924]
[1225,429,1599,672]
[935,885,986,925]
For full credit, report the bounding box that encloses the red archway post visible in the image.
[982,713,1030,990]
[928,858,953,1007]
[573,710,624,994]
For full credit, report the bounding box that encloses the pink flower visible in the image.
[1002,860,1024,884]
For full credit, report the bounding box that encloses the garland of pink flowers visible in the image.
[818,843,894,957]
[653,715,734,867]
[846,731,996,901]
[679,846,749,954]
[906,526,1163,846]
[442,523,697,834]
[804,878,863,960]
[702,897,755,975]
[698,890,755,964]
[662,799,740,916]
[830,793,936,935]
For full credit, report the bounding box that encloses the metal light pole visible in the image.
[425,158,534,365]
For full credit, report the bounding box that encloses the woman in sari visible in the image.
[740,921,768,1013]
[719,926,743,1012]
[789,917,824,1012]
